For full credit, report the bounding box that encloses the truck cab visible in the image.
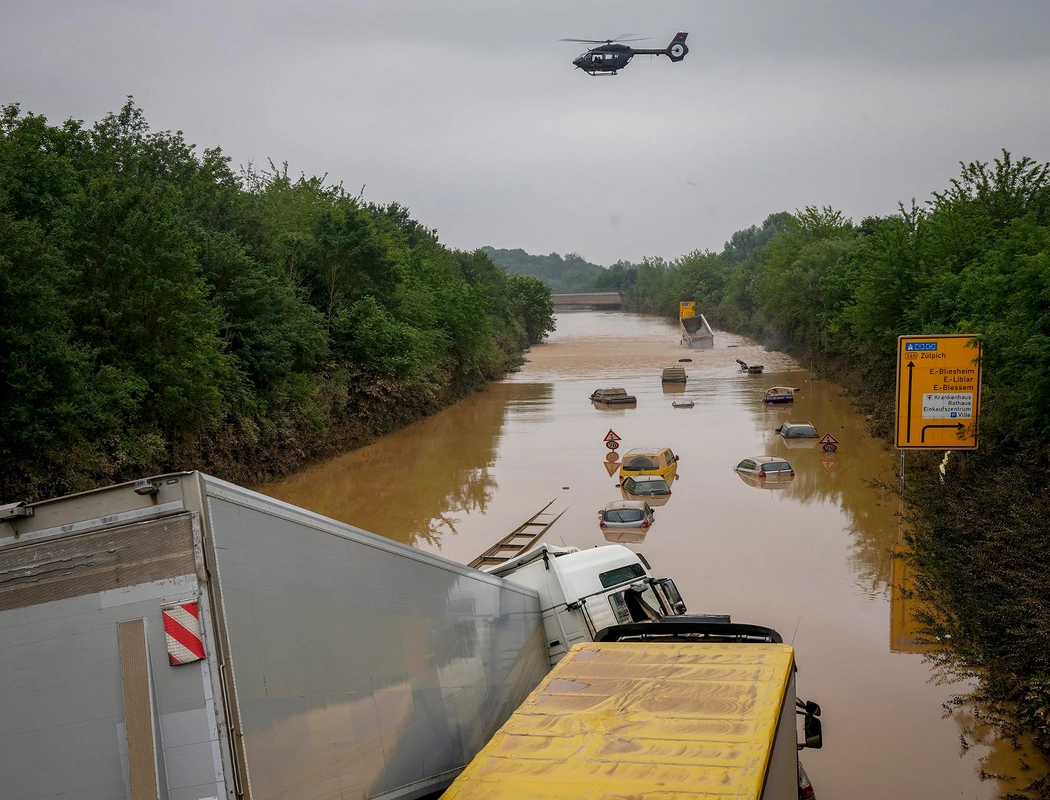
[485,543,687,665]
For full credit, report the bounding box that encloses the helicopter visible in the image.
[562,31,689,75]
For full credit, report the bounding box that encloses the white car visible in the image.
[734,456,795,482]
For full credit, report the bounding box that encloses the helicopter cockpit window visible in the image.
[592,54,603,63]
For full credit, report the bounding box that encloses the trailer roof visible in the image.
[442,640,795,799]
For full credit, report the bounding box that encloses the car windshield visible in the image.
[633,480,669,495]
[783,425,817,438]
[604,508,645,523]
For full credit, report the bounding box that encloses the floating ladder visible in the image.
[468,499,567,570]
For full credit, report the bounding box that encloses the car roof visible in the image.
[623,447,671,456]
[626,474,668,482]
[604,500,650,511]
[746,456,789,464]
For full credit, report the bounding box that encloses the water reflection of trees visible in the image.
[902,445,1050,798]
[261,383,553,549]
[747,374,900,594]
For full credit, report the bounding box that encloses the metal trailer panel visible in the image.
[762,670,799,800]
[197,476,548,800]
[0,512,227,800]
[680,313,715,350]
[442,641,796,800]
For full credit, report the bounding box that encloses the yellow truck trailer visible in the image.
[442,620,822,800]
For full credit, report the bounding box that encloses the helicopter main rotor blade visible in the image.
[560,35,654,45]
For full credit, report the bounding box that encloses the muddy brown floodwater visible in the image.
[261,311,1046,800]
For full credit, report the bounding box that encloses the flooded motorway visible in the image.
[261,311,1043,800]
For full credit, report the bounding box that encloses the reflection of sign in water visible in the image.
[891,544,933,653]
[819,454,838,473]
[896,335,982,449]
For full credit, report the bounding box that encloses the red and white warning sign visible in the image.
[162,600,206,666]
[604,429,621,443]
[819,433,839,453]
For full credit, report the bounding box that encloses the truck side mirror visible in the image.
[803,714,823,749]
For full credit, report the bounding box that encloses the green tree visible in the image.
[507,274,556,344]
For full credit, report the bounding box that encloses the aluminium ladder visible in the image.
[468,499,567,570]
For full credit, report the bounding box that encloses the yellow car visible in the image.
[618,447,680,483]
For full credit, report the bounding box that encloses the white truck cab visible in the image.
[485,543,688,665]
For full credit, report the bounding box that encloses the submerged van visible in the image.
[618,447,680,483]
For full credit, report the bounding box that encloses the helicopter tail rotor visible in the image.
[666,31,689,62]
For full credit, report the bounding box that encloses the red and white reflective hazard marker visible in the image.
[162,600,206,665]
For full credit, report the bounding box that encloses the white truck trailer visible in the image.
[0,473,688,800]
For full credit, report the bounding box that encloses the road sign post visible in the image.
[895,335,982,449]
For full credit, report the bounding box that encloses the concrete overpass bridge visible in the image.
[551,292,622,311]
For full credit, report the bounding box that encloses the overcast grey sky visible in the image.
[4,1,1050,265]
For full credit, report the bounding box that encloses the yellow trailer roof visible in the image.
[443,640,795,800]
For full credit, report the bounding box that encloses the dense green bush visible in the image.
[0,100,554,497]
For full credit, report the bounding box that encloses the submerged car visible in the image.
[598,500,655,531]
[734,456,795,484]
[620,475,672,497]
[775,422,818,439]
[619,474,672,506]
[618,447,680,483]
[763,386,799,404]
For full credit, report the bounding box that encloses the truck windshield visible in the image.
[599,563,646,588]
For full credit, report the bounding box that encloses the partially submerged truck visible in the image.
[442,620,823,800]
[0,472,689,800]
[485,543,688,666]
[680,311,715,349]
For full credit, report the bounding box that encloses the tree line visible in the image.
[615,152,1050,769]
[0,100,555,499]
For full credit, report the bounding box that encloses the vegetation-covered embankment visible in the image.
[615,153,1050,775]
[0,101,555,501]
